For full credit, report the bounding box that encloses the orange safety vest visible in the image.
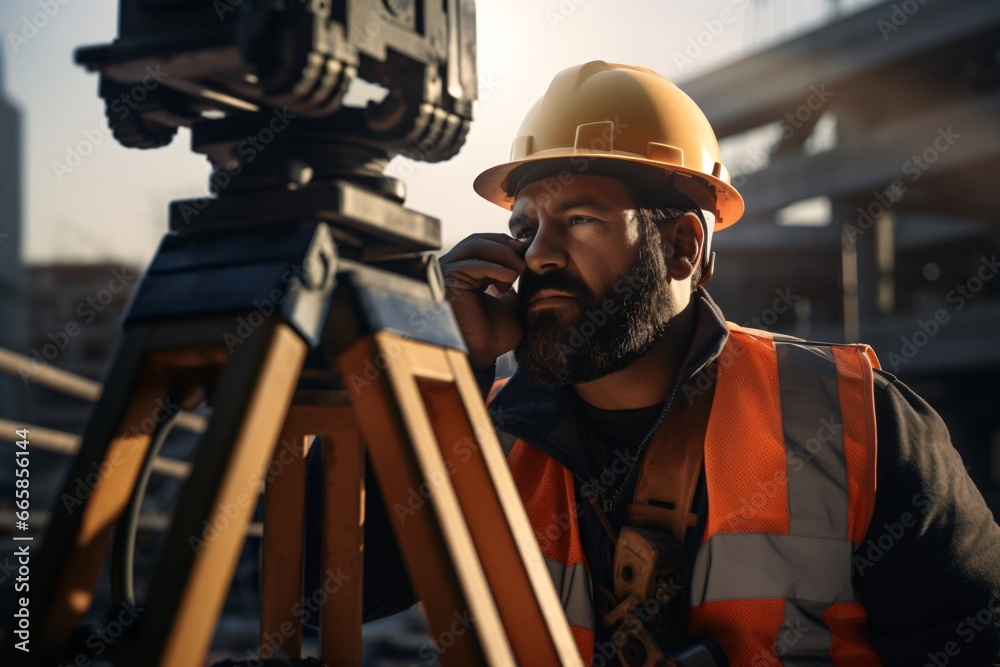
[488,323,884,666]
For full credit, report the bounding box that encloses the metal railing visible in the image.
[0,347,264,536]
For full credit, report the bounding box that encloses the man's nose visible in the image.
[524,221,567,274]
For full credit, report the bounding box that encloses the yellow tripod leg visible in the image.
[339,332,583,667]
[30,325,171,652]
[116,319,308,667]
[260,403,365,666]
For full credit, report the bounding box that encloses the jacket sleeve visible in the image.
[854,371,1000,666]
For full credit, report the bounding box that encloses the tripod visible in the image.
[5,124,583,666]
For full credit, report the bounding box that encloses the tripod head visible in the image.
[75,0,478,255]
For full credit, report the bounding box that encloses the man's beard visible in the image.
[514,221,676,385]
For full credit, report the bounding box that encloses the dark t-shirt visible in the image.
[572,396,685,663]
[573,395,663,489]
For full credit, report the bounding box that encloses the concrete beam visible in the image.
[738,91,1000,217]
[679,0,1000,138]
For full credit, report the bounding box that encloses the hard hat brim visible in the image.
[473,151,745,231]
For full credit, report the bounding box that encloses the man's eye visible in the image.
[514,228,535,240]
[569,215,594,225]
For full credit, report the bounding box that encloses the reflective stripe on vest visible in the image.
[690,325,882,666]
[545,557,595,632]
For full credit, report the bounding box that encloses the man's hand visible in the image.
[440,233,527,370]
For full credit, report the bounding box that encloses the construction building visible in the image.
[688,0,1000,515]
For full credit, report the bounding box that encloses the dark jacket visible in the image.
[316,288,1000,666]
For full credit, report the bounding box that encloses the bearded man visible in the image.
[350,62,1000,666]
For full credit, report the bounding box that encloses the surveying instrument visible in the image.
[2,1,583,665]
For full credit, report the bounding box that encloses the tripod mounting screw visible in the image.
[302,224,338,290]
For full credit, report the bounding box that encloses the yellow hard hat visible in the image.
[472,61,744,231]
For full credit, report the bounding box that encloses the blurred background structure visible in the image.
[696,0,1000,515]
[0,49,26,423]
[1,0,998,664]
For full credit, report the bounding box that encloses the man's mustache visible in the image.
[518,269,590,304]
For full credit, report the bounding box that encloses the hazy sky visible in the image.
[2,0,881,267]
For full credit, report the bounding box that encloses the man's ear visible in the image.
[662,211,704,282]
